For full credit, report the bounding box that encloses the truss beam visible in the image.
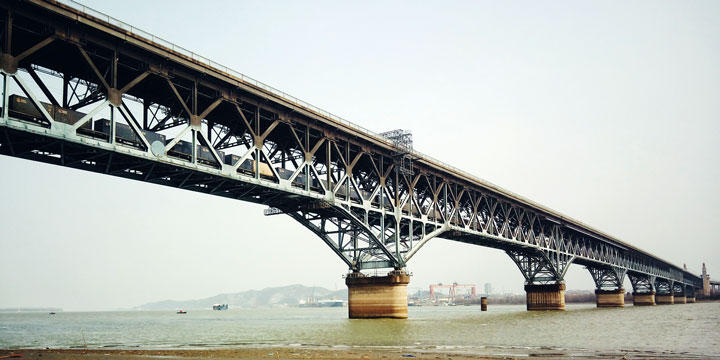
[0,0,703,291]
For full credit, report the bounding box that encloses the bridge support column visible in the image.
[595,288,625,307]
[507,250,573,311]
[525,283,566,310]
[588,267,626,308]
[345,270,410,319]
[288,208,412,319]
[686,295,696,303]
[629,273,656,306]
[686,286,696,303]
[632,292,656,306]
[654,278,674,305]
[672,283,686,304]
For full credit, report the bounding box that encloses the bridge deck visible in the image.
[36,0,679,266]
[0,0,702,287]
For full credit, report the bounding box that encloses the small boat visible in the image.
[212,303,228,310]
[176,310,187,314]
[49,312,56,315]
[317,299,344,307]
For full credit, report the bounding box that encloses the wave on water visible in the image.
[1,304,719,358]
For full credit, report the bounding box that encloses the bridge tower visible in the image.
[702,263,711,297]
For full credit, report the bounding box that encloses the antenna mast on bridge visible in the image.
[380,129,414,176]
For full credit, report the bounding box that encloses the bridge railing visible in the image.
[54,0,381,136]
[52,0,632,248]
[54,0,523,193]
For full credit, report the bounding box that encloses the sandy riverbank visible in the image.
[1,348,501,360]
[3,347,715,360]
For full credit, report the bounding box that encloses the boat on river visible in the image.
[317,299,344,307]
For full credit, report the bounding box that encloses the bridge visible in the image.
[702,263,720,298]
[0,0,706,318]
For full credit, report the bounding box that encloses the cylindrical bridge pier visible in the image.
[525,283,566,311]
[345,270,410,319]
[595,288,625,307]
[655,294,674,305]
[632,292,656,306]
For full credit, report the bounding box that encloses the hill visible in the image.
[134,284,346,310]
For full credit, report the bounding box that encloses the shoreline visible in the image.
[2,348,496,360]
[3,346,718,360]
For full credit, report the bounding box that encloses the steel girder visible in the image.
[628,273,656,294]
[672,282,686,297]
[284,206,444,271]
[506,249,574,285]
[654,278,674,296]
[0,1,705,285]
[587,266,626,291]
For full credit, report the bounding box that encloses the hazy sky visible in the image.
[1,0,719,311]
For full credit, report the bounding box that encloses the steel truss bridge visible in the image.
[0,0,703,299]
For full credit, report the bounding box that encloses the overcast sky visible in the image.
[1,0,719,311]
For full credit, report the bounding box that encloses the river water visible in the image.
[1,303,719,358]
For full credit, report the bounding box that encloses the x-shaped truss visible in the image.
[628,273,656,294]
[654,278,674,295]
[507,249,575,285]
[286,205,445,271]
[672,282,686,296]
[588,266,626,290]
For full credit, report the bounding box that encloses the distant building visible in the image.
[703,263,711,296]
[484,283,493,295]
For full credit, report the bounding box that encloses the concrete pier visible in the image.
[686,296,696,303]
[345,271,410,319]
[674,295,687,304]
[525,283,565,311]
[595,289,624,307]
[632,292,656,306]
[655,294,674,304]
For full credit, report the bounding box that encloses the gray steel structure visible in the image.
[0,0,702,295]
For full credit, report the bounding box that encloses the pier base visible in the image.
[595,289,624,307]
[655,294,674,304]
[345,271,410,319]
[525,283,565,311]
[674,295,687,304]
[686,296,696,303]
[632,292,655,306]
